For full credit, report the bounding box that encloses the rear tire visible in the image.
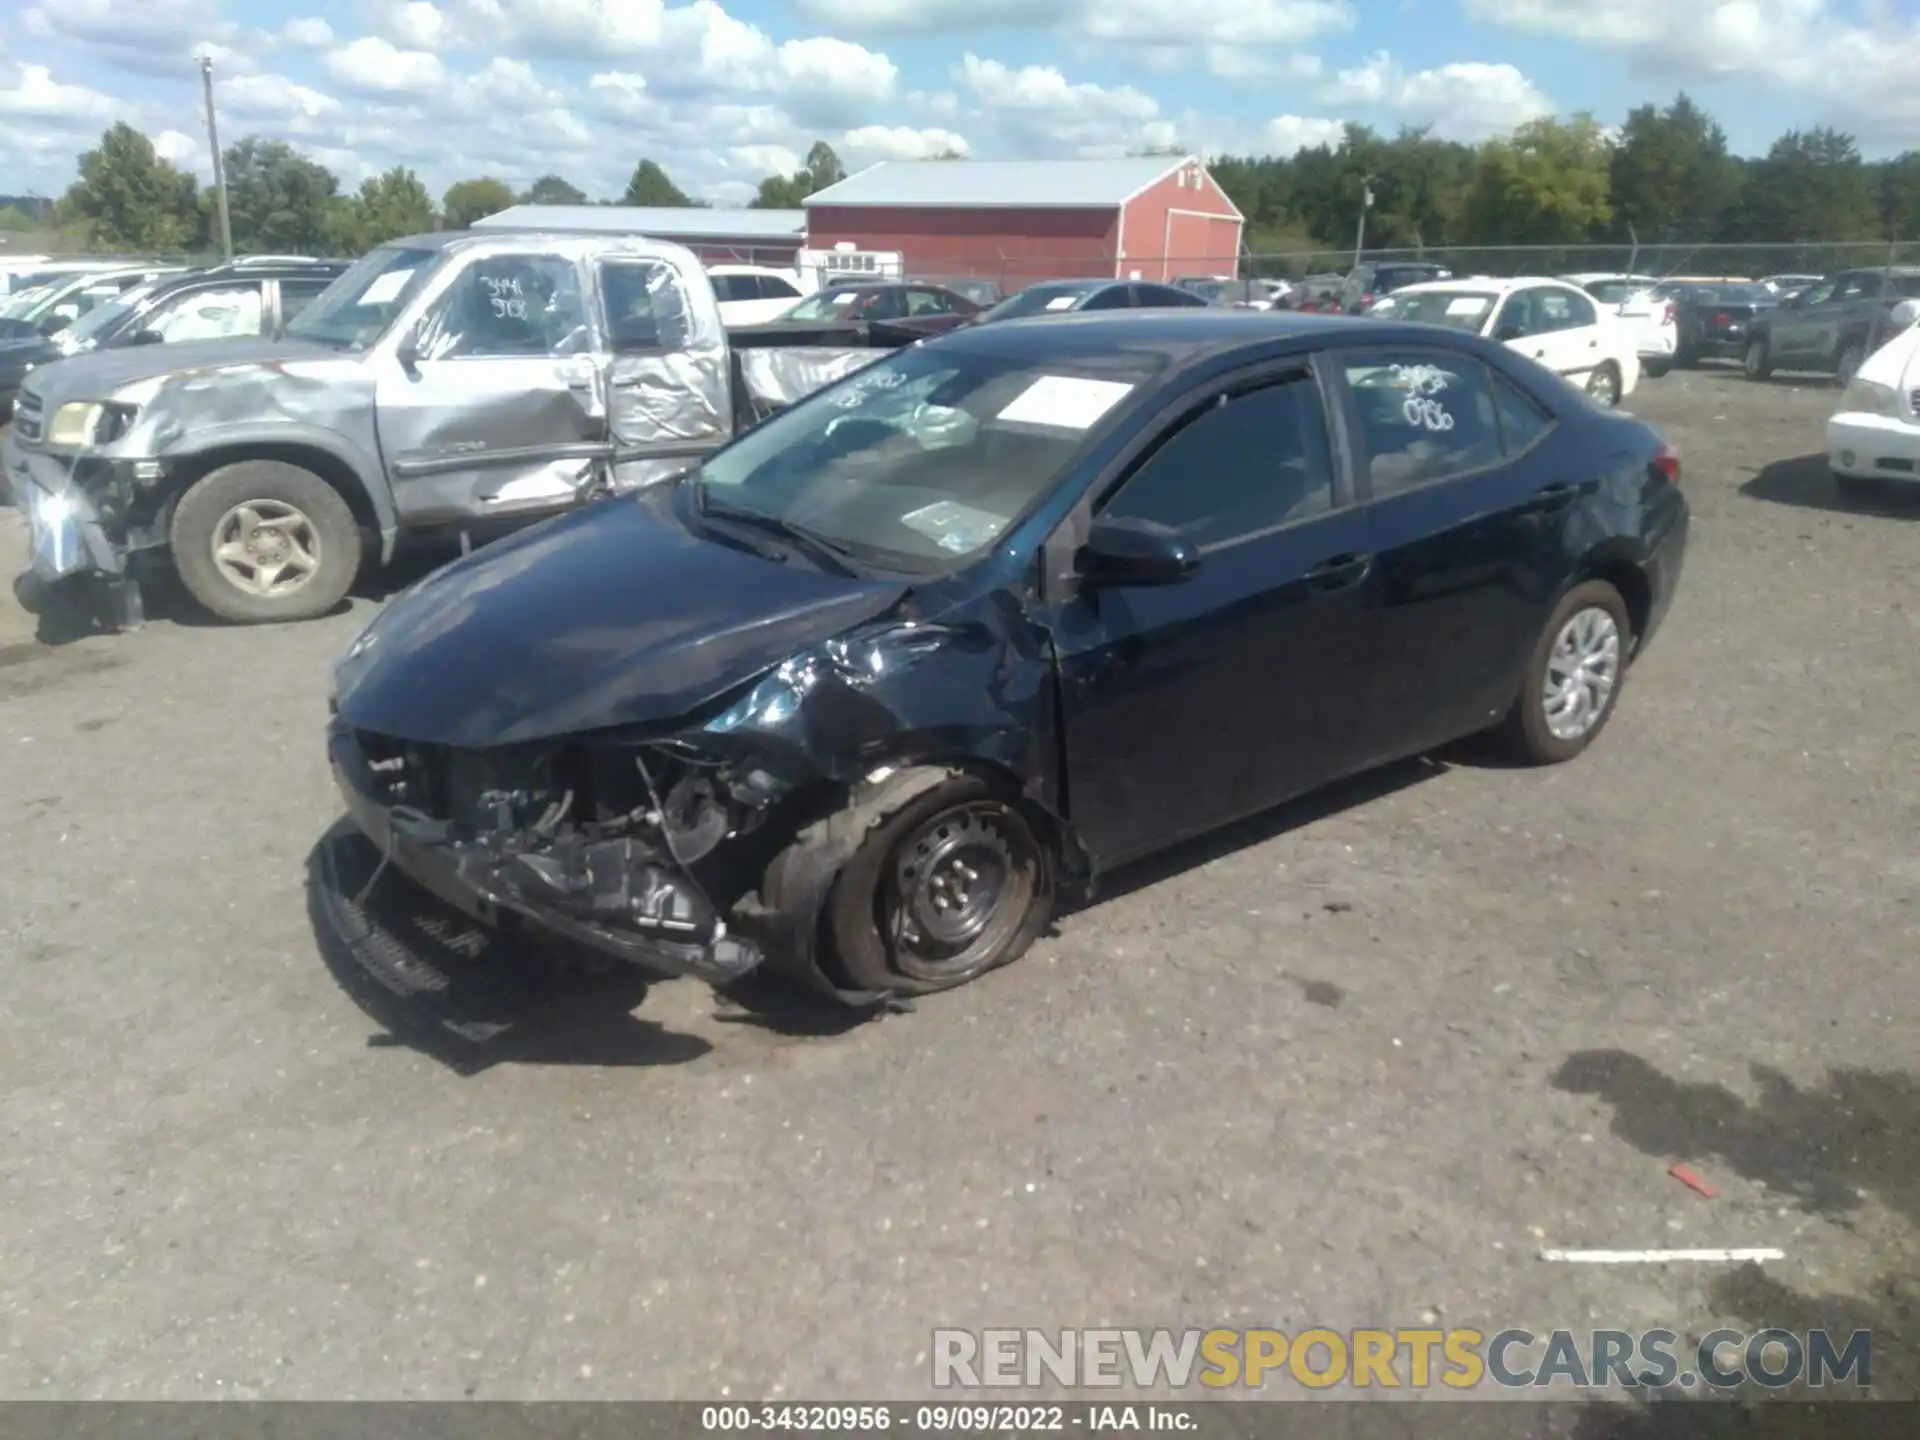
[1585,362,1621,408]
[1743,336,1773,380]
[1499,581,1633,766]
[817,772,1055,997]
[170,460,363,624]
[1642,358,1671,379]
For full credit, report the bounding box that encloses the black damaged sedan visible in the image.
[324,311,1688,1006]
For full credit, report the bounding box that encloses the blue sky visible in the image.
[1,1,1915,205]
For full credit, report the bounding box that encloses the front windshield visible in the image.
[287,245,438,350]
[783,289,869,321]
[1365,289,1495,331]
[62,291,146,348]
[1692,283,1771,305]
[1580,279,1643,305]
[977,284,1101,323]
[693,343,1149,573]
[0,285,54,320]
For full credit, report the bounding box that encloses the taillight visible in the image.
[1360,292,1374,308]
[1651,442,1681,485]
[1712,312,1731,325]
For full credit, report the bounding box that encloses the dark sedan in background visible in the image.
[1658,280,1777,367]
[972,278,1208,323]
[321,310,1688,1011]
[778,282,982,331]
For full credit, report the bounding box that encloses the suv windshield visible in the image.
[288,245,438,350]
[1374,266,1449,292]
[784,289,873,321]
[1365,289,1495,331]
[692,343,1146,573]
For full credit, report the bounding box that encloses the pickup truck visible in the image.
[6,230,917,630]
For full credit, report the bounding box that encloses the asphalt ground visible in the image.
[1,362,1916,1411]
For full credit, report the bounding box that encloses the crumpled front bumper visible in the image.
[4,432,121,583]
[325,718,765,989]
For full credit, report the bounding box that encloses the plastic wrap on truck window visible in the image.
[734,347,888,424]
[602,256,731,490]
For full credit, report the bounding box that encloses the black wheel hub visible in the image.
[896,809,1013,950]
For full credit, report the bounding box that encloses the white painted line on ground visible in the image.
[1539,1247,1785,1264]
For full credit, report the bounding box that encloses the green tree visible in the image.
[1607,93,1741,242]
[442,176,515,229]
[522,173,587,205]
[1731,128,1880,242]
[61,122,202,251]
[220,137,338,254]
[1459,115,1613,245]
[327,167,436,253]
[749,140,847,209]
[619,159,693,207]
[1878,151,1920,240]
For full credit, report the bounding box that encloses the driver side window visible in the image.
[1100,374,1336,549]
[143,284,265,343]
[417,254,590,360]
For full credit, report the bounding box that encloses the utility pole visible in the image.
[200,55,233,260]
[1352,175,1374,270]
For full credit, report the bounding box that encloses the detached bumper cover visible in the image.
[326,719,765,987]
[5,434,119,582]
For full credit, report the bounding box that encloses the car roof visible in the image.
[933,308,1500,371]
[1387,276,1578,298]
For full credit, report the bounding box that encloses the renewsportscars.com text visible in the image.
[931,1327,1872,1391]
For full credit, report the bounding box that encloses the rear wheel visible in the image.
[1499,581,1632,766]
[1642,358,1672,379]
[170,460,363,624]
[1743,336,1773,379]
[1585,362,1621,408]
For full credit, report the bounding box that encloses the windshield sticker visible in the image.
[829,368,909,408]
[996,374,1134,430]
[829,291,858,306]
[1390,363,1455,432]
[900,500,1009,554]
[1445,296,1492,317]
[359,269,415,306]
[1044,295,1079,311]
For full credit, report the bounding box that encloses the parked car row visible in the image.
[1,256,351,422]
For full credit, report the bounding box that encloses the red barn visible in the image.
[802,156,1243,289]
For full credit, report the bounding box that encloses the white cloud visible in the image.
[151,129,200,166]
[20,0,248,78]
[221,72,341,121]
[959,54,1183,156]
[1463,0,1920,142]
[0,63,119,122]
[1208,49,1324,83]
[842,124,971,159]
[279,17,335,48]
[1319,50,1552,138]
[1262,115,1351,155]
[798,0,1351,46]
[324,36,447,95]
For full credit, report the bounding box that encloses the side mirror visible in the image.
[38,313,72,336]
[393,327,422,370]
[1496,322,1526,342]
[1076,515,1200,588]
[129,329,165,346]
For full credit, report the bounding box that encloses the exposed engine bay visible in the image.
[333,723,791,986]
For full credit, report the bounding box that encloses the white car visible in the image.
[1828,304,1920,498]
[1561,273,1678,377]
[1368,277,1641,407]
[708,264,815,326]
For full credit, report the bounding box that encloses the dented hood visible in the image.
[332,488,910,748]
[24,336,347,408]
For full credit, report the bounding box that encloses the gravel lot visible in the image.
[2,365,1916,1407]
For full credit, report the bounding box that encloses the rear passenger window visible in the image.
[1490,370,1552,455]
[1100,375,1336,547]
[1342,355,1503,496]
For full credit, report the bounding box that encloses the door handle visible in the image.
[1304,553,1372,591]
[1527,482,1582,514]
[1532,348,1546,358]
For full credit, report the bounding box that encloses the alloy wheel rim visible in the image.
[1587,368,1618,406]
[1745,340,1765,374]
[211,499,322,597]
[1542,605,1622,742]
